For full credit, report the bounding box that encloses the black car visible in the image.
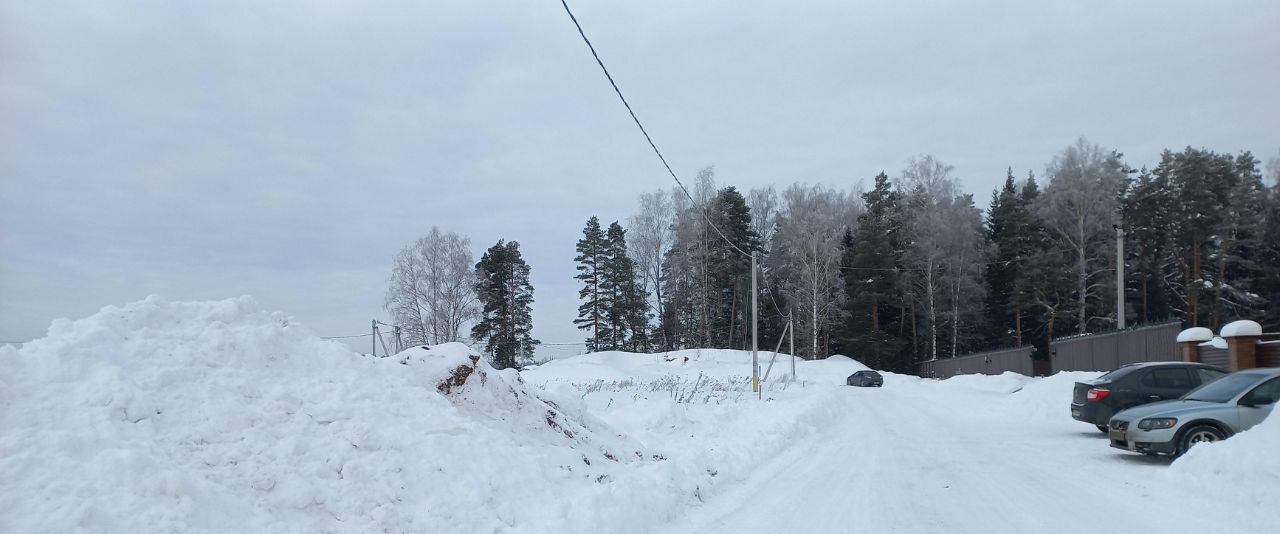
[1070,362,1227,432]
[847,370,883,387]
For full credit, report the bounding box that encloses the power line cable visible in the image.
[558,0,750,259]
[322,333,376,340]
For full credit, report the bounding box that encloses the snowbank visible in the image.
[0,297,683,534]
[1170,410,1280,506]
[1005,371,1102,422]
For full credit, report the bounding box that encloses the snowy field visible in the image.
[2,297,1277,533]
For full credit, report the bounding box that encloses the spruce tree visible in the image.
[837,172,906,371]
[471,240,539,369]
[573,217,609,351]
[602,221,649,352]
[985,170,1043,347]
[706,187,762,349]
[983,170,1019,346]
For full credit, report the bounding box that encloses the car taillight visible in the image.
[1087,388,1110,402]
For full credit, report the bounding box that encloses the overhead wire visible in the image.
[321,333,376,340]
[557,0,751,260]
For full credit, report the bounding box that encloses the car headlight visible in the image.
[1137,418,1178,430]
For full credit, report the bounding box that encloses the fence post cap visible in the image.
[1220,320,1262,338]
[1177,327,1214,343]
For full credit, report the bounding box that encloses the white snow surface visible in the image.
[1171,407,1280,507]
[1176,326,1213,343]
[1220,319,1263,338]
[3,296,1277,533]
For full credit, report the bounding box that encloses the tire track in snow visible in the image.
[664,383,1224,534]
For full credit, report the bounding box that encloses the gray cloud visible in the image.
[3,0,1278,348]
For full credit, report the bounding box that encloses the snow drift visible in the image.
[1170,408,1280,506]
[0,297,669,533]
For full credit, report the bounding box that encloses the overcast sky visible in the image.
[2,0,1278,352]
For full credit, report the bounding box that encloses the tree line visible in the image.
[579,139,1280,373]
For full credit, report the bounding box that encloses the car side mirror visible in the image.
[1239,392,1272,407]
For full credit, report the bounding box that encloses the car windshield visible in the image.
[1182,373,1263,403]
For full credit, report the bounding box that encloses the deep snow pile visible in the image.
[0,297,684,533]
[1170,408,1280,505]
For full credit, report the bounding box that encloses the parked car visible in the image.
[847,370,883,387]
[1108,368,1280,456]
[1071,362,1227,432]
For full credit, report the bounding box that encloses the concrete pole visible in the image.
[752,252,759,398]
[1115,226,1125,330]
[789,309,795,380]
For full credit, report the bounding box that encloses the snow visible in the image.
[1220,319,1263,338]
[1176,326,1214,343]
[1202,336,1229,349]
[3,296,1276,533]
[1170,409,1280,507]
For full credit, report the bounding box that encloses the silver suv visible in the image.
[1108,368,1280,457]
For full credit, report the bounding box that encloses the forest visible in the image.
[578,139,1280,372]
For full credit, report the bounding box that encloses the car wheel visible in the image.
[1095,424,1108,433]
[1177,425,1226,456]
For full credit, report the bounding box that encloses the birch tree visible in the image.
[899,155,958,361]
[1040,138,1129,333]
[627,189,673,346]
[770,184,855,358]
[384,227,479,345]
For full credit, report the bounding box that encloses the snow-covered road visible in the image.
[666,380,1244,534]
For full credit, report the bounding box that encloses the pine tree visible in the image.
[573,217,609,351]
[471,240,539,369]
[1167,147,1236,327]
[1260,175,1280,330]
[1123,166,1180,324]
[1213,152,1269,323]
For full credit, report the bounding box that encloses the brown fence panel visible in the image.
[1199,346,1229,368]
[1118,330,1146,365]
[917,346,1037,379]
[1050,322,1182,373]
[922,322,1182,378]
[1049,335,1095,372]
[1257,341,1280,368]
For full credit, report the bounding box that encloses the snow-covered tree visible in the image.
[627,189,674,347]
[898,155,959,361]
[770,183,855,358]
[1039,138,1130,334]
